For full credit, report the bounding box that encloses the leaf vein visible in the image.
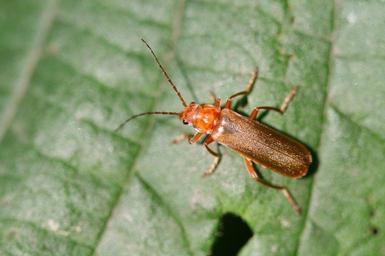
[0,0,58,143]
[136,173,194,256]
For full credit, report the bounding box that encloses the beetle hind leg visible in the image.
[249,86,298,120]
[244,158,301,215]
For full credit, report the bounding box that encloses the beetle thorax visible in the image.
[180,103,221,133]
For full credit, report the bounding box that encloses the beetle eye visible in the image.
[182,120,188,125]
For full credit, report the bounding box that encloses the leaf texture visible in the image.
[0,0,384,255]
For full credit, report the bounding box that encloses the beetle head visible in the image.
[180,102,220,133]
[180,102,199,125]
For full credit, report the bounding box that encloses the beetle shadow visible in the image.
[302,145,319,178]
[233,95,249,110]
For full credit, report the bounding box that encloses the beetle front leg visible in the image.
[249,86,298,120]
[243,158,301,215]
[171,132,203,144]
[202,136,222,177]
[225,68,259,108]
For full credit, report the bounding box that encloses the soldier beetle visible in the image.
[116,39,312,214]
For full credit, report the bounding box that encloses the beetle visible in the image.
[116,39,312,214]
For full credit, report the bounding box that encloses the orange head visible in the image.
[180,102,221,133]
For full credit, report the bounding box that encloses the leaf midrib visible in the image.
[294,0,337,254]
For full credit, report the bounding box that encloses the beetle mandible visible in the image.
[116,39,312,214]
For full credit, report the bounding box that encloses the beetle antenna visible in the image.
[141,39,188,107]
[115,111,180,132]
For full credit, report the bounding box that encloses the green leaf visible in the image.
[0,0,384,255]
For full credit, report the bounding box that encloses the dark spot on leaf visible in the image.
[209,213,253,256]
[371,227,379,236]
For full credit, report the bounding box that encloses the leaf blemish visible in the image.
[46,219,60,232]
[370,227,379,236]
[209,213,253,256]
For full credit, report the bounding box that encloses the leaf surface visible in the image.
[0,0,384,255]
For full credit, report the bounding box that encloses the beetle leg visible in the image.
[189,132,204,144]
[203,134,214,144]
[249,106,282,120]
[202,136,222,177]
[225,68,259,108]
[171,134,192,144]
[209,91,222,108]
[202,144,221,177]
[171,132,202,144]
[249,86,298,120]
[243,158,301,215]
[279,86,298,113]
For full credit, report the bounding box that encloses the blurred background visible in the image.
[0,0,384,255]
